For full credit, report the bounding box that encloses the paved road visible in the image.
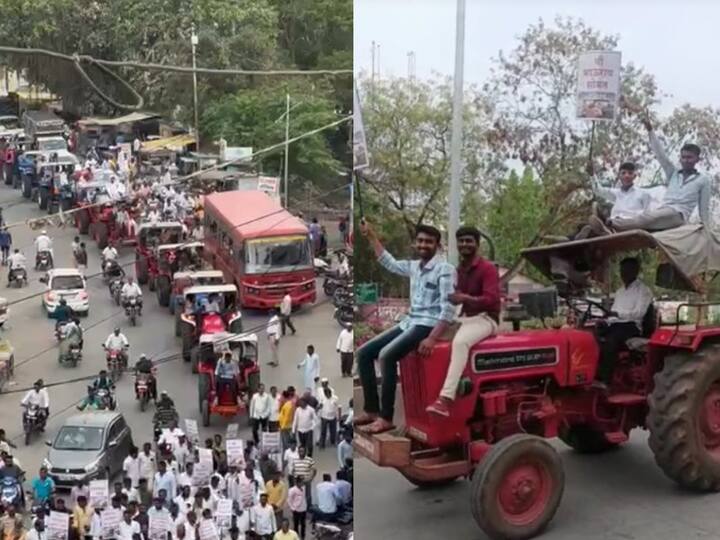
[354,388,720,540]
[0,184,351,498]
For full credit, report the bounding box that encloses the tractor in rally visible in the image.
[196,331,260,426]
[153,241,204,308]
[88,200,139,250]
[354,224,720,540]
[170,269,224,320]
[134,221,184,287]
[73,181,111,234]
[177,284,243,370]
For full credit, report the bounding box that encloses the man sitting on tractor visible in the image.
[215,352,240,405]
[356,221,455,434]
[426,226,501,417]
[595,257,653,386]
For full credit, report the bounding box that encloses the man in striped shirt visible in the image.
[289,447,316,507]
[356,221,456,434]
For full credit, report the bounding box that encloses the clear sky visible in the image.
[354,0,720,112]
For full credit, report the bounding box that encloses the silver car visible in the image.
[43,411,133,487]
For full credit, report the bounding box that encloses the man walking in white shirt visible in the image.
[595,257,653,385]
[251,493,277,539]
[292,399,318,457]
[318,388,340,449]
[267,312,281,367]
[123,446,142,488]
[250,385,272,446]
[279,294,296,336]
[336,326,353,378]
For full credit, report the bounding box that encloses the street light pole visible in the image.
[191,25,200,152]
[447,0,466,264]
[284,93,290,208]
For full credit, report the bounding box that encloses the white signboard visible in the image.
[184,419,199,444]
[226,438,245,468]
[47,511,69,540]
[198,448,213,466]
[261,432,281,453]
[226,423,239,440]
[193,447,214,485]
[353,82,370,170]
[149,513,172,540]
[576,51,622,121]
[89,479,109,508]
[215,498,233,529]
[101,508,123,539]
[198,520,220,540]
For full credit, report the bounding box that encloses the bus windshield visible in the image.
[245,236,312,274]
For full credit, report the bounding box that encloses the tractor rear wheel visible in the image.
[470,434,564,540]
[558,424,620,454]
[38,188,48,210]
[136,255,149,285]
[181,326,194,362]
[649,346,720,491]
[157,277,171,307]
[77,210,90,234]
[191,346,200,374]
[22,176,31,198]
[174,311,182,337]
[199,373,211,427]
[95,222,108,249]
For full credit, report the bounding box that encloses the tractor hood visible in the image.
[522,225,720,293]
[202,313,226,334]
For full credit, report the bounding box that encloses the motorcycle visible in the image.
[59,340,82,367]
[22,404,45,445]
[135,372,154,412]
[323,273,349,297]
[7,266,27,288]
[109,279,123,306]
[334,303,355,327]
[124,297,140,326]
[96,387,117,411]
[105,348,127,381]
[35,250,52,271]
[0,477,22,509]
[332,287,353,308]
[102,259,124,283]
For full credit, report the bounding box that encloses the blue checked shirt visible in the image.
[378,250,456,330]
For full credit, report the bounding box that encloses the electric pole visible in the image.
[191,25,200,152]
[448,0,466,264]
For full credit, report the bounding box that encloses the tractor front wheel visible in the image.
[470,434,564,540]
[558,424,620,454]
[649,346,720,491]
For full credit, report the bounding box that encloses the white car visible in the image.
[42,269,89,316]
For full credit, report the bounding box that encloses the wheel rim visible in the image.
[496,459,553,527]
[699,383,720,459]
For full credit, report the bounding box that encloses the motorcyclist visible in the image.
[6,249,26,286]
[77,386,102,411]
[50,299,74,331]
[153,391,178,428]
[20,380,49,428]
[134,354,157,402]
[121,277,143,315]
[93,370,114,392]
[33,230,53,269]
[104,328,129,367]
[101,244,119,276]
[58,318,83,363]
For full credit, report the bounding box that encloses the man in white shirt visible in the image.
[21,379,50,424]
[596,257,653,385]
[250,385,272,445]
[34,230,53,268]
[250,494,277,538]
[268,386,281,432]
[123,446,142,488]
[266,312,281,367]
[102,244,119,262]
[26,518,47,540]
[318,387,340,449]
[174,485,194,515]
[121,277,143,314]
[139,443,157,490]
[7,249,26,270]
[291,399,318,457]
[153,461,177,499]
[279,294,296,336]
[578,162,651,238]
[118,509,141,540]
[336,326,353,377]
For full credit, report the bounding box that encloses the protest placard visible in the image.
[270,452,283,473]
[226,438,244,467]
[149,513,171,540]
[193,461,213,486]
[89,479,109,508]
[198,519,220,540]
[226,423,239,440]
[261,431,281,453]
[198,447,213,466]
[101,508,123,539]
[353,82,370,170]
[215,499,233,529]
[184,419,199,444]
[576,50,622,121]
[47,511,69,540]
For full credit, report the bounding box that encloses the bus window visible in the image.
[245,236,312,274]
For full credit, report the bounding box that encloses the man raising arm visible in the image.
[355,221,455,434]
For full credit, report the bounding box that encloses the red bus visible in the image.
[203,190,316,309]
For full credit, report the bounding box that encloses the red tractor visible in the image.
[170,270,224,323]
[74,182,111,235]
[153,241,204,308]
[196,332,260,426]
[177,284,243,371]
[134,222,184,288]
[354,228,720,540]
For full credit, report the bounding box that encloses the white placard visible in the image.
[198,448,213,466]
[101,508,123,539]
[47,511,69,540]
[184,419,199,444]
[149,513,171,540]
[89,479,109,508]
[270,452,283,473]
[214,499,233,529]
[353,82,370,170]
[261,431,281,453]
[198,520,219,540]
[226,439,245,468]
[576,50,622,121]
[226,423,239,440]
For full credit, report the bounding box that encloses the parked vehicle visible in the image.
[44,412,132,487]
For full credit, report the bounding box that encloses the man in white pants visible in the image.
[426,226,501,417]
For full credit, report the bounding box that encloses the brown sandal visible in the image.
[353,412,378,426]
[359,418,395,434]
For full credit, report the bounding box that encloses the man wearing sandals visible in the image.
[355,221,455,434]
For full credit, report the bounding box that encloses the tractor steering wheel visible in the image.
[567,297,611,327]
